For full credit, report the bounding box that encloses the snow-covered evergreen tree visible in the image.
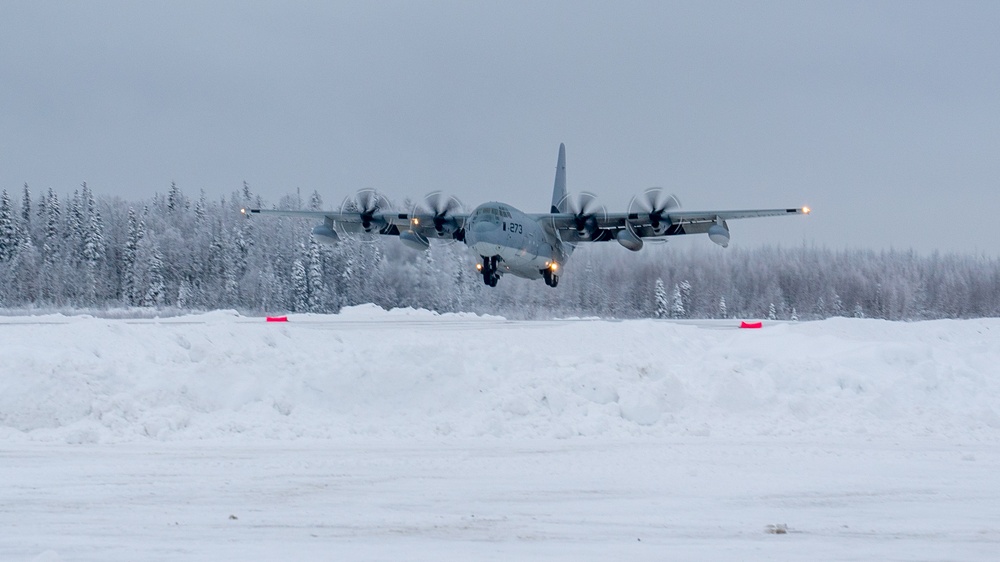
[679,279,692,316]
[308,190,323,211]
[123,208,145,305]
[11,235,40,303]
[177,277,193,309]
[21,183,31,228]
[0,190,16,262]
[719,295,727,319]
[832,293,845,317]
[814,296,827,318]
[43,189,60,263]
[142,245,166,307]
[167,181,186,212]
[671,283,685,319]
[81,187,106,304]
[194,189,208,224]
[654,278,668,318]
[307,237,323,311]
[292,256,308,312]
[768,302,777,320]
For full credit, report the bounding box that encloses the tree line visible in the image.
[1,182,998,320]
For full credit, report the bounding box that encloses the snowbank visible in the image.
[1,309,998,443]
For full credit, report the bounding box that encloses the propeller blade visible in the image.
[414,192,464,239]
[557,192,607,238]
[629,188,681,230]
[339,188,391,241]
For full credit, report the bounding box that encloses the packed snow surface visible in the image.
[2,307,999,560]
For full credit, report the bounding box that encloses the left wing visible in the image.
[537,206,810,248]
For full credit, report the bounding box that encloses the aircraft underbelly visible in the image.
[499,244,549,279]
[468,239,550,280]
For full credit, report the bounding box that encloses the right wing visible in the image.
[533,206,809,246]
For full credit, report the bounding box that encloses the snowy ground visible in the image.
[2,307,999,560]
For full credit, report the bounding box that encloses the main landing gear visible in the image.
[480,256,500,287]
[542,268,559,287]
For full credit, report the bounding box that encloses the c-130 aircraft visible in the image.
[246,144,809,288]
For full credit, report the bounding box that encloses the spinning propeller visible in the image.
[557,192,607,239]
[628,188,681,232]
[412,191,465,239]
[339,188,391,241]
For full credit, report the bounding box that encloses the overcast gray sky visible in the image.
[2,1,999,254]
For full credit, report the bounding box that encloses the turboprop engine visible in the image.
[708,221,730,248]
[311,224,340,246]
[616,226,643,251]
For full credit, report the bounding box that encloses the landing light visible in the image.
[803,206,811,215]
[412,218,420,226]
[476,263,483,271]
[240,208,246,215]
[549,263,559,271]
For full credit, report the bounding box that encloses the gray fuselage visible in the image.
[463,202,573,280]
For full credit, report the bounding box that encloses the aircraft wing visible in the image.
[244,208,469,241]
[536,206,809,245]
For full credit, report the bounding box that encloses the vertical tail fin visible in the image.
[551,143,567,213]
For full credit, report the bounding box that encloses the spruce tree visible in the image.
[307,237,323,311]
[143,247,166,307]
[123,209,144,305]
[82,188,105,266]
[67,188,85,267]
[308,190,323,211]
[0,190,15,262]
[292,257,308,312]
[194,189,208,223]
[679,279,692,314]
[654,278,668,318]
[167,181,185,212]
[21,183,31,227]
[177,277,193,309]
[43,189,60,263]
[671,283,685,319]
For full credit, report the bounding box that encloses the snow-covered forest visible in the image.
[0,182,998,319]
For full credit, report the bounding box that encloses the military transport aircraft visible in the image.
[245,144,809,287]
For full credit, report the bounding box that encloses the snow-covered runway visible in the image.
[2,308,999,560]
[5,439,998,561]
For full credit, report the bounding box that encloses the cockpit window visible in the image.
[473,207,508,223]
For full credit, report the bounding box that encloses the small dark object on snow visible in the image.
[229,514,238,520]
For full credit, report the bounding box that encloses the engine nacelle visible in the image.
[708,223,730,248]
[616,227,643,251]
[336,221,366,235]
[311,224,340,246]
[400,229,430,251]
